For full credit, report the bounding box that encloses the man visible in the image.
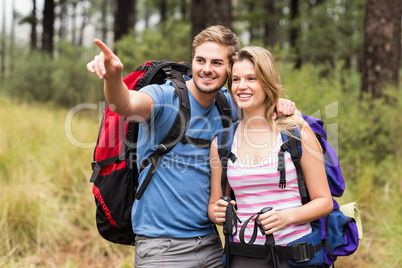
[87,25,295,268]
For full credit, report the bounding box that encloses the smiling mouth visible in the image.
[238,94,252,98]
[201,75,216,81]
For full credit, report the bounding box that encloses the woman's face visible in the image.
[231,59,266,113]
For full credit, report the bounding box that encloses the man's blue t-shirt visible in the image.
[131,80,237,238]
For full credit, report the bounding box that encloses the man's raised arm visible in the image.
[87,39,153,121]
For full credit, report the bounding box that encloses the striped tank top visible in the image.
[227,130,312,246]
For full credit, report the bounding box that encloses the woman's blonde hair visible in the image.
[228,46,308,136]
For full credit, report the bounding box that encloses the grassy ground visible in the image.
[0,97,133,267]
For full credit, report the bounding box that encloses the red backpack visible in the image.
[89,61,232,245]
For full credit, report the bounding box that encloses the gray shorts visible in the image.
[134,233,224,268]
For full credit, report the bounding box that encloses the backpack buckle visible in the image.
[91,161,97,170]
[158,144,168,153]
[162,66,172,76]
[292,242,311,263]
[280,142,290,152]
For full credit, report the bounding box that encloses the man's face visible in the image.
[192,41,230,94]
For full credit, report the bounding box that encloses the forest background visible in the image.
[0,0,401,267]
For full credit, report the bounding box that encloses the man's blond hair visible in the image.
[192,25,239,61]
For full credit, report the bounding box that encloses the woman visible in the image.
[208,46,333,267]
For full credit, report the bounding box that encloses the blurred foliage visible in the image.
[114,18,192,76]
[232,0,365,69]
[1,19,191,109]
[0,0,368,108]
[1,42,103,108]
[297,0,365,68]
[278,58,402,189]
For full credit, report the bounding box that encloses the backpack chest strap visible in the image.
[218,148,237,166]
[180,135,212,149]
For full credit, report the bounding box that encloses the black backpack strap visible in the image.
[217,123,239,196]
[90,153,126,182]
[279,129,309,204]
[135,69,191,200]
[277,143,288,189]
[221,196,241,238]
[177,90,233,150]
[228,241,323,264]
[215,91,233,128]
[90,116,127,183]
[237,207,281,268]
[180,135,212,149]
[288,134,309,204]
[217,123,239,268]
[221,196,241,268]
[239,207,274,245]
[134,61,192,90]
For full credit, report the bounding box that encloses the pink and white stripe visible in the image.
[227,131,312,246]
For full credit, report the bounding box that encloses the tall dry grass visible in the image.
[0,97,133,267]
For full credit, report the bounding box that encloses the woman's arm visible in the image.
[258,126,333,234]
[208,137,233,225]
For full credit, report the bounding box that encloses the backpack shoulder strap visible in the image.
[215,91,233,128]
[133,61,192,90]
[279,129,309,204]
[177,90,234,150]
[217,121,240,196]
[135,68,191,200]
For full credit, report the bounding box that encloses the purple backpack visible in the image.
[280,114,359,267]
